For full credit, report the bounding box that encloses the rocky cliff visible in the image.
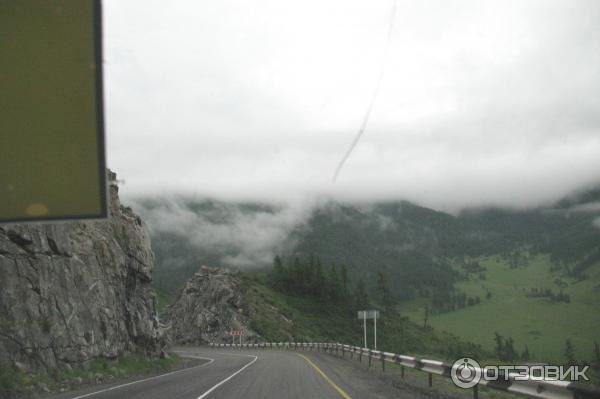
[0,171,164,375]
[164,266,259,344]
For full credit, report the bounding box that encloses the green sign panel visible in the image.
[0,0,107,222]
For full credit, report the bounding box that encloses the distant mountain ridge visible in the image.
[133,186,600,298]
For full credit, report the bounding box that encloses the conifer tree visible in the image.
[340,264,349,296]
[564,339,576,366]
[328,264,341,300]
[377,270,393,307]
[521,345,530,362]
[355,278,368,308]
[494,332,504,360]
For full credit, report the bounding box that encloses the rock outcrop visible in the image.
[164,266,258,344]
[0,171,164,374]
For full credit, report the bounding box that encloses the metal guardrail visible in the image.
[208,342,600,399]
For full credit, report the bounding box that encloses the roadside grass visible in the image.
[311,350,519,399]
[0,366,34,396]
[400,254,600,363]
[384,362,516,399]
[0,354,181,397]
[322,349,599,398]
[54,353,182,384]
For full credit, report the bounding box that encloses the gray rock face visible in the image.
[164,266,257,344]
[0,172,164,373]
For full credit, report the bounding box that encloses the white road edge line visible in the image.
[70,354,215,399]
[211,352,258,359]
[196,354,258,399]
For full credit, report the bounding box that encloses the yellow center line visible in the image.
[296,353,353,399]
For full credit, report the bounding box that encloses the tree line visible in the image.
[269,255,396,310]
[525,287,571,303]
[494,332,600,372]
[430,290,481,314]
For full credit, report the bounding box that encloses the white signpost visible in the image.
[357,310,380,350]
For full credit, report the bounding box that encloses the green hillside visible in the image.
[240,269,488,362]
[291,199,600,300]
[138,189,600,300]
[401,253,600,363]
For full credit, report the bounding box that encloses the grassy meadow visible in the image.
[400,254,600,363]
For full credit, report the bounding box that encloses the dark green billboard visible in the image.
[0,0,106,222]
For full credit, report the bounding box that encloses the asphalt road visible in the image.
[48,347,436,399]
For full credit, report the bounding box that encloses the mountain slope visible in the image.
[164,265,488,361]
[138,188,600,301]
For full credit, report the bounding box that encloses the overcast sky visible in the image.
[104,0,600,211]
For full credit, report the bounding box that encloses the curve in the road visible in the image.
[70,354,215,399]
[196,353,258,399]
[48,347,435,399]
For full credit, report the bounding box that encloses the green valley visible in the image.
[401,254,600,363]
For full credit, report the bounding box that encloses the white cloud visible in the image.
[131,197,314,267]
[104,0,600,211]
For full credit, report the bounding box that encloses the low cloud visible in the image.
[130,197,314,268]
[569,202,600,213]
[106,0,600,212]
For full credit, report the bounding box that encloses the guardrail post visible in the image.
[359,350,362,363]
[381,355,385,372]
[428,373,432,387]
[401,365,404,378]
[473,384,478,399]
[368,350,372,368]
